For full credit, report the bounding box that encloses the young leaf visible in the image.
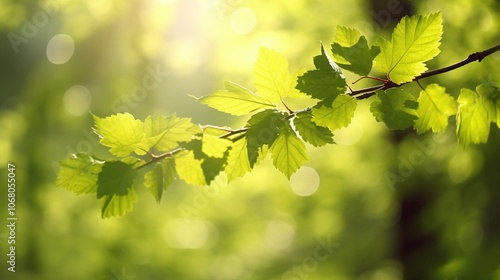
[270,121,309,178]
[456,88,494,146]
[373,12,443,84]
[97,161,136,198]
[175,150,206,186]
[312,94,357,131]
[245,109,284,167]
[101,188,137,219]
[254,47,296,103]
[93,113,148,157]
[415,83,457,133]
[96,161,137,218]
[296,43,347,100]
[370,89,419,130]
[476,84,500,127]
[144,114,196,152]
[331,25,380,76]
[293,111,334,147]
[225,137,252,182]
[144,159,175,203]
[197,81,275,115]
[181,138,227,184]
[202,132,231,158]
[56,154,103,195]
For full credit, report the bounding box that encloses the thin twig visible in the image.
[136,45,500,169]
[350,44,500,99]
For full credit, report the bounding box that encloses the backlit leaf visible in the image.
[373,12,443,84]
[476,83,500,127]
[331,25,380,76]
[415,83,457,133]
[96,161,136,198]
[296,43,347,100]
[96,161,137,218]
[93,113,148,157]
[225,137,251,182]
[144,159,175,203]
[202,132,231,158]
[144,114,196,152]
[56,153,103,195]
[100,188,137,219]
[245,109,284,167]
[175,150,206,186]
[456,88,494,146]
[197,81,275,115]
[294,111,334,147]
[370,89,419,129]
[270,121,309,178]
[254,47,297,103]
[312,94,357,131]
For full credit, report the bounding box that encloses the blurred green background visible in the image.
[1,0,500,279]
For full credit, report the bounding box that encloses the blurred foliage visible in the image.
[0,0,499,280]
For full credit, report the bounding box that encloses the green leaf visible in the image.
[456,88,494,146]
[181,138,227,184]
[144,164,163,203]
[225,137,251,182]
[476,84,500,127]
[175,150,206,186]
[93,113,148,157]
[270,121,309,178]
[197,81,275,115]
[97,161,136,198]
[312,94,357,131]
[293,111,334,147]
[144,159,175,203]
[331,25,380,76]
[101,188,137,219]
[121,157,147,168]
[296,43,347,100]
[96,161,137,218]
[245,109,284,167]
[144,114,196,152]
[254,47,297,103]
[373,12,443,84]
[202,132,231,158]
[56,154,103,195]
[370,89,419,130]
[415,83,457,133]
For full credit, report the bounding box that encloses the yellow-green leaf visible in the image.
[456,88,494,146]
[254,47,296,103]
[93,113,148,157]
[374,12,443,84]
[197,81,275,115]
[144,114,196,152]
[270,121,309,178]
[312,95,357,131]
[56,153,103,195]
[202,133,231,158]
[175,150,205,186]
[415,83,457,133]
[225,137,251,182]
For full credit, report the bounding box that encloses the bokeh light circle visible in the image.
[63,85,91,116]
[290,166,320,196]
[46,34,75,64]
[230,7,256,35]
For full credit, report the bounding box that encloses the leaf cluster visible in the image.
[57,12,500,218]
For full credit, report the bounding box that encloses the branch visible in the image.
[135,43,500,170]
[136,147,184,170]
[350,44,500,99]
